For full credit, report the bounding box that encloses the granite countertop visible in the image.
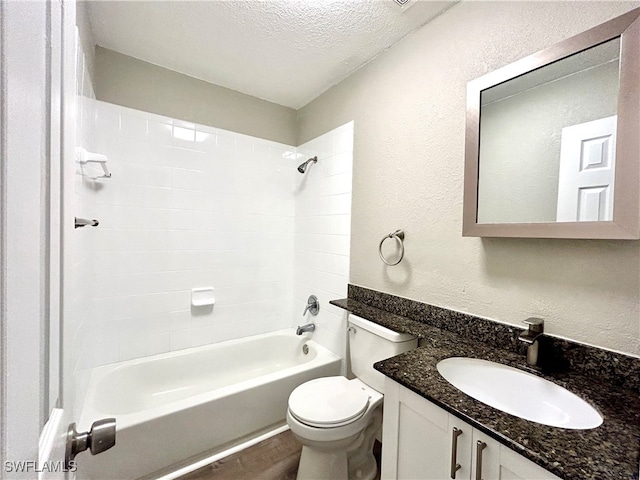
[331,298,640,480]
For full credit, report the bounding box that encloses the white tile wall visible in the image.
[75,101,298,368]
[71,99,353,370]
[294,122,354,367]
[70,27,100,404]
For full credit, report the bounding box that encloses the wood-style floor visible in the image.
[177,430,382,480]
[178,430,301,480]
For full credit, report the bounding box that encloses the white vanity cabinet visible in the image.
[381,379,561,480]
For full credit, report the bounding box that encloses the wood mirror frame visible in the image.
[463,8,640,239]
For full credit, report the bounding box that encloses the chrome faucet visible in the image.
[296,323,316,335]
[302,295,320,316]
[518,318,544,367]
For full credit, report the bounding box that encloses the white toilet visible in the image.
[287,314,417,480]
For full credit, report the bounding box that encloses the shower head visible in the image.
[297,156,318,174]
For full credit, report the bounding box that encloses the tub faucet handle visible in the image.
[303,295,320,316]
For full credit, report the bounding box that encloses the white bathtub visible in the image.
[76,330,341,479]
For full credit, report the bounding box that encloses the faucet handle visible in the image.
[303,295,320,316]
[522,317,544,333]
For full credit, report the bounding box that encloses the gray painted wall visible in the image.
[77,0,96,87]
[94,47,297,145]
[296,1,640,356]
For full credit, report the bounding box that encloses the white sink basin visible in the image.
[436,357,602,429]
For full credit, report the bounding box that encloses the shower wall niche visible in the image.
[75,100,353,370]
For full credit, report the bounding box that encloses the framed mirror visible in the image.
[463,8,640,239]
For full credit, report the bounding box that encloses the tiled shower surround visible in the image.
[295,127,353,364]
[75,99,352,369]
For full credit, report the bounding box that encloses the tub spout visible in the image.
[296,323,315,335]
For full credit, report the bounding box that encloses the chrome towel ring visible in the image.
[379,229,405,266]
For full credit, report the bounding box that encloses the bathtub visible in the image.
[76,330,341,479]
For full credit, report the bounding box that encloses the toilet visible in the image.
[287,314,417,480]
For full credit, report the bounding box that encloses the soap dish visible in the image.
[191,287,215,307]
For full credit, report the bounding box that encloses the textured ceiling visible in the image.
[87,0,457,109]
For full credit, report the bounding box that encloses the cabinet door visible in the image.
[448,415,473,480]
[471,428,501,480]
[471,429,561,480]
[383,381,561,480]
[497,446,561,480]
[382,379,455,479]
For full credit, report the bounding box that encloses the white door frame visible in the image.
[1,0,61,477]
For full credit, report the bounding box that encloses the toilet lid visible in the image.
[288,377,371,427]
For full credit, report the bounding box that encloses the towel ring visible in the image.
[379,229,405,266]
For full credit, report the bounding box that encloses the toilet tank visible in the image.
[348,314,417,393]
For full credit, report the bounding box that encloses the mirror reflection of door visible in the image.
[476,37,620,225]
[556,116,617,222]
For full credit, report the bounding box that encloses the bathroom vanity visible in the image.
[381,380,560,479]
[375,347,640,479]
[331,288,640,480]
[373,339,639,479]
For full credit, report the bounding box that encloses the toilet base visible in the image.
[296,445,350,480]
[295,408,382,480]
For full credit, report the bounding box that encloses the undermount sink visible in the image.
[436,357,603,430]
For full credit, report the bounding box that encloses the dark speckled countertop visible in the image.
[331,297,640,480]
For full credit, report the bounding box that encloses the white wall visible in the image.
[297,1,640,356]
[68,25,99,415]
[294,122,354,364]
[69,100,354,372]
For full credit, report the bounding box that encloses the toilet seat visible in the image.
[288,377,371,428]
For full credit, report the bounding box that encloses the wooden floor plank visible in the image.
[179,430,301,480]
[178,430,381,480]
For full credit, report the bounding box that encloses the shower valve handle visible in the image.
[303,295,320,316]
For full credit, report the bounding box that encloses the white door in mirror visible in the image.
[557,115,617,222]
